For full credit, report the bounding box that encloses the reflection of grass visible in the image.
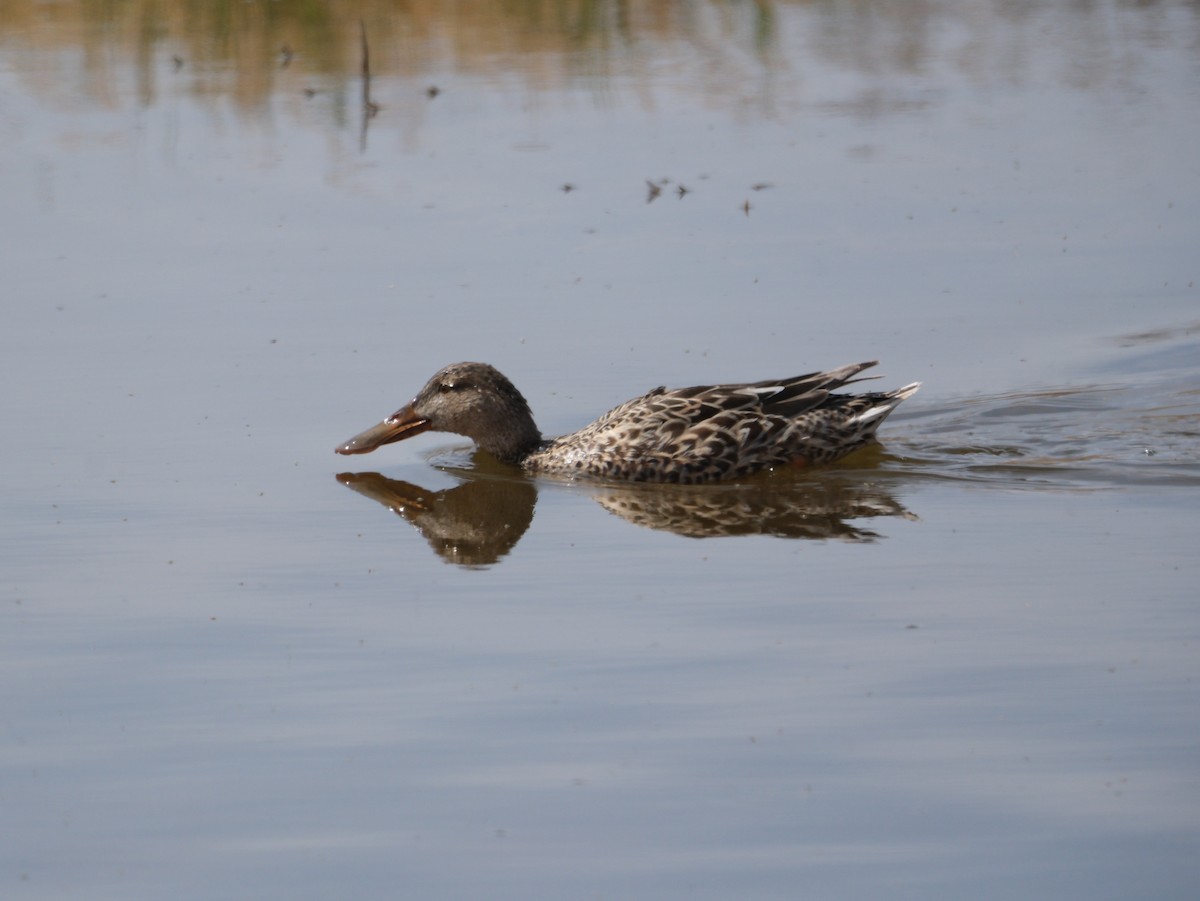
[2,1,1161,114]
[2,0,783,109]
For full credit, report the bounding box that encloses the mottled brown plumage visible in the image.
[336,361,919,484]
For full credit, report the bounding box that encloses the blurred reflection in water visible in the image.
[4,0,1191,125]
[338,461,916,566]
[338,470,538,567]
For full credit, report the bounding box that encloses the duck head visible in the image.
[336,362,542,464]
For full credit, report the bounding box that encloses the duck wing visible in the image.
[539,362,912,482]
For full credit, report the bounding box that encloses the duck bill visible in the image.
[335,403,432,455]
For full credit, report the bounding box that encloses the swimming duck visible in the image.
[336,361,919,484]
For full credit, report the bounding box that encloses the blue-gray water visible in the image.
[2,3,1198,899]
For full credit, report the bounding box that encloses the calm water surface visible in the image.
[2,2,1198,899]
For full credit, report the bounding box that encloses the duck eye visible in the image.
[439,380,469,393]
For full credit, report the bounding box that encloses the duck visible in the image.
[335,361,919,484]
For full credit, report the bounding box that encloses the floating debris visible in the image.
[751,182,774,191]
[426,85,441,99]
[280,44,293,68]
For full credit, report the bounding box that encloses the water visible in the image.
[2,2,1198,899]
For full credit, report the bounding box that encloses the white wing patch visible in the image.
[848,401,896,426]
[744,385,784,402]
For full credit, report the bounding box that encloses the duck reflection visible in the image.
[337,463,915,566]
[337,471,535,567]
[589,479,914,540]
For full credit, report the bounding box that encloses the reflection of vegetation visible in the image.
[2,0,1188,114]
[2,0,783,110]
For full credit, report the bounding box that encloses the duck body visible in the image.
[336,361,919,484]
